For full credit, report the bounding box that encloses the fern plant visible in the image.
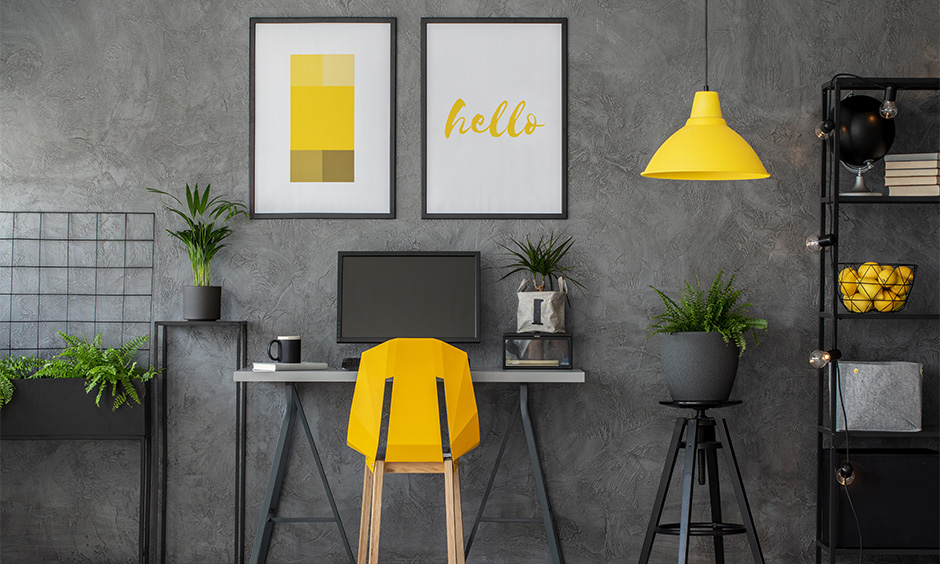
[648,270,767,356]
[0,333,160,410]
[0,355,44,408]
[498,232,585,292]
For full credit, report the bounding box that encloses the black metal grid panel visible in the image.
[0,212,155,361]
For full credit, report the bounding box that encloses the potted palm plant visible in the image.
[148,183,248,320]
[498,232,584,333]
[648,270,767,401]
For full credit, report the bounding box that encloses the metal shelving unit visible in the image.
[815,76,940,563]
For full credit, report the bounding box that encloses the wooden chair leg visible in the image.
[444,458,458,564]
[453,459,466,564]
[369,460,385,564]
[358,462,374,564]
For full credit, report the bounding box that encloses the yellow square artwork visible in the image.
[290,54,355,182]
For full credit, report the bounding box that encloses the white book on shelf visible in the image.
[252,362,329,372]
[884,160,939,170]
[883,175,940,186]
[888,185,940,197]
[883,152,940,161]
[884,167,940,177]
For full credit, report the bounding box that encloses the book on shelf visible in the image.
[883,152,940,161]
[888,185,940,197]
[885,167,940,176]
[884,160,939,170]
[505,359,561,367]
[883,175,940,186]
[252,362,328,372]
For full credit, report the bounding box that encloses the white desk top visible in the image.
[233,368,585,384]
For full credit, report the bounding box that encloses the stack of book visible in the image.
[884,152,940,196]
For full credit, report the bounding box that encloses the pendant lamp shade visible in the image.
[641,91,769,180]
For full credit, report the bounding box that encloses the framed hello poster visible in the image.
[422,18,567,219]
[250,17,396,218]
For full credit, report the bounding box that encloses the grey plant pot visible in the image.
[659,331,740,402]
[183,285,222,321]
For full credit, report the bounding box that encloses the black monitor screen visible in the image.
[337,252,481,343]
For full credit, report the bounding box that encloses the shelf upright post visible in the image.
[814,83,829,564]
[825,78,841,564]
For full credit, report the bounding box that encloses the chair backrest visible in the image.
[347,338,479,470]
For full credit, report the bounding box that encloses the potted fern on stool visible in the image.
[148,183,248,321]
[649,270,767,401]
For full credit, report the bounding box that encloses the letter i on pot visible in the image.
[516,278,567,333]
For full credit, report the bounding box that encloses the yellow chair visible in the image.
[348,338,480,564]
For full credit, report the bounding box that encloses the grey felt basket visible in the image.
[833,361,923,432]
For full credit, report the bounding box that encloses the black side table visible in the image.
[638,400,764,564]
[153,321,248,564]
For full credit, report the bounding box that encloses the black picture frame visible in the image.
[421,17,568,219]
[249,17,397,219]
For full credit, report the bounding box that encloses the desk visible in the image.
[233,368,585,564]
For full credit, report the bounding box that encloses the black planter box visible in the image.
[0,379,149,439]
[822,448,940,549]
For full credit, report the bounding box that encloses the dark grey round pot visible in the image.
[659,332,740,401]
[183,285,222,321]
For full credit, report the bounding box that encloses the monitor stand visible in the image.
[341,357,360,371]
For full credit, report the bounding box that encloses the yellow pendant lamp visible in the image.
[641,0,769,181]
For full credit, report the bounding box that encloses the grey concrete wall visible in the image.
[2,0,938,562]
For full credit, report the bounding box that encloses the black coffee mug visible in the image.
[267,336,301,363]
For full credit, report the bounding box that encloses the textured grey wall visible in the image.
[2,0,939,563]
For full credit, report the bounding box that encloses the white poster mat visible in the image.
[424,21,565,216]
[252,21,392,216]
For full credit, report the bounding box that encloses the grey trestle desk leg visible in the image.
[465,383,564,564]
[249,383,355,564]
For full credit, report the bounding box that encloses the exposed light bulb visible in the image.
[815,119,834,140]
[809,349,841,369]
[805,233,836,252]
[879,85,898,119]
[836,463,855,486]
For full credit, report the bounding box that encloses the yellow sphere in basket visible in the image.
[873,290,896,313]
[892,294,908,312]
[857,262,881,280]
[877,267,899,288]
[844,293,873,313]
[838,267,859,296]
[895,265,914,283]
[857,279,882,300]
[893,266,914,295]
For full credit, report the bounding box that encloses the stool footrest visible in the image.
[480,516,542,524]
[270,517,340,524]
[656,522,747,537]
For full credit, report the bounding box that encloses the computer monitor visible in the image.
[337,251,481,344]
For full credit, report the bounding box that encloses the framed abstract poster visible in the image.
[422,18,567,219]
[250,18,396,218]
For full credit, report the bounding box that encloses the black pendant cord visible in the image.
[704,0,709,91]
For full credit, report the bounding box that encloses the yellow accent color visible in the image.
[290,150,324,182]
[322,54,354,86]
[322,150,355,182]
[290,86,354,151]
[641,91,770,180]
[347,339,480,472]
[290,55,323,87]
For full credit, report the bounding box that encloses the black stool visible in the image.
[638,401,764,564]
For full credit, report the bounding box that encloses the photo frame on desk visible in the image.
[250,17,396,219]
[421,18,568,219]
